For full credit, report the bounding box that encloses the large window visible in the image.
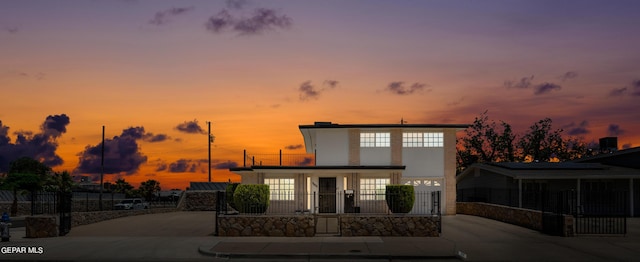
[360,178,390,200]
[403,132,443,147]
[360,132,390,147]
[264,178,294,200]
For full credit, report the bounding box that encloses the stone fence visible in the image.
[180,191,217,211]
[218,215,314,237]
[217,214,441,237]
[340,215,440,237]
[456,202,574,237]
[71,207,177,227]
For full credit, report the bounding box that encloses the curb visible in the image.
[197,245,460,260]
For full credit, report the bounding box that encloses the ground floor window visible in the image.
[360,178,389,200]
[264,178,295,200]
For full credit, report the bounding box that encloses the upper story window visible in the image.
[403,132,443,147]
[360,132,390,147]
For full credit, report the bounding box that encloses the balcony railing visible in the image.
[243,150,316,167]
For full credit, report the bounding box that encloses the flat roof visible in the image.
[487,162,607,170]
[457,162,640,181]
[230,165,405,172]
[299,122,469,129]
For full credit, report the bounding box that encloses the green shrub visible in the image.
[225,183,240,210]
[385,185,415,213]
[233,184,270,213]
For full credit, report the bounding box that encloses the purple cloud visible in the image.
[0,114,70,172]
[5,27,18,34]
[504,75,534,89]
[205,7,292,36]
[560,71,578,81]
[215,161,238,169]
[285,144,303,150]
[149,6,194,25]
[386,81,428,95]
[76,126,149,176]
[632,80,640,96]
[169,159,198,173]
[296,157,313,166]
[564,120,590,136]
[175,120,206,134]
[205,9,234,33]
[609,87,628,97]
[226,0,248,10]
[607,124,625,136]
[533,82,561,95]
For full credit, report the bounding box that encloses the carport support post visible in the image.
[630,179,634,217]
[518,179,522,208]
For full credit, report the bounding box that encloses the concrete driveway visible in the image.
[67,211,216,237]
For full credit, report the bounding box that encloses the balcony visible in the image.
[242,150,316,167]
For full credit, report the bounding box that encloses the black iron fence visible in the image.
[243,150,315,167]
[220,190,442,215]
[458,188,628,235]
[30,191,72,236]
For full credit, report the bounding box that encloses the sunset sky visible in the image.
[1,0,639,190]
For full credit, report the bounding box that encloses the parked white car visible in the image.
[114,198,149,210]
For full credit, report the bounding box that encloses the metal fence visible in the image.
[243,150,315,167]
[221,190,442,215]
[458,188,628,235]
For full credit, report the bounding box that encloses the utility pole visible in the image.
[99,125,104,211]
[207,121,212,182]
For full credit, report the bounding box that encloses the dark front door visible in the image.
[319,178,336,213]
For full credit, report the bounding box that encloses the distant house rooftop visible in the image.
[188,182,228,191]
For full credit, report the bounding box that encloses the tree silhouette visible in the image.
[457,112,592,172]
[0,157,52,216]
[139,179,161,201]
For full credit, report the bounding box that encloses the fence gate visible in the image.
[574,191,627,235]
[58,192,72,236]
[540,191,571,236]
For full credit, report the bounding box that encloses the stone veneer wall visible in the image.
[218,215,315,237]
[457,202,575,237]
[1,200,128,215]
[457,202,542,231]
[25,216,58,238]
[71,208,177,227]
[0,202,32,216]
[181,191,218,211]
[340,215,440,237]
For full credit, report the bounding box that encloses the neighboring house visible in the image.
[230,121,467,215]
[456,145,640,217]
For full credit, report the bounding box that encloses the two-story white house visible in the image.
[230,121,467,215]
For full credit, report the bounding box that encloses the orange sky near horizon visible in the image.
[1,1,639,190]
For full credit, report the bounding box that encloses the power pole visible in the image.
[207,121,211,182]
[99,125,104,211]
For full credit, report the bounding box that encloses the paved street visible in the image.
[0,211,639,261]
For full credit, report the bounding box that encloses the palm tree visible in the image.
[139,179,161,201]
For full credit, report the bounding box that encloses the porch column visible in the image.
[577,178,581,210]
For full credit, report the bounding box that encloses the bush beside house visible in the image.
[233,184,269,213]
[385,185,415,213]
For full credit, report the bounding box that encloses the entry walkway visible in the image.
[0,212,639,261]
